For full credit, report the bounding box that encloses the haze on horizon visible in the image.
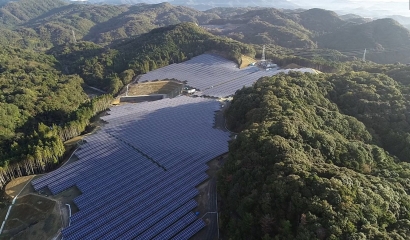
[72,0,410,18]
[289,0,410,17]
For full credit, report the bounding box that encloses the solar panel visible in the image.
[170,219,206,240]
[32,95,229,240]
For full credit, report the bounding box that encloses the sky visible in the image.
[357,0,407,1]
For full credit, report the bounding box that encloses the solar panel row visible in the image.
[135,201,198,240]
[139,54,260,92]
[120,200,198,239]
[171,219,207,240]
[201,68,319,98]
[72,154,208,211]
[152,212,200,240]
[68,164,208,226]
[31,96,229,239]
[139,53,317,98]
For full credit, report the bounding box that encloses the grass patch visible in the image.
[240,55,256,69]
[127,80,183,96]
[4,176,34,198]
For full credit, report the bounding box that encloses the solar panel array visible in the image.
[31,96,230,239]
[139,53,317,98]
[200,68,318,98]
[139,54,260,91]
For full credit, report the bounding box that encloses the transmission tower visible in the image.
[261,45,266,61]
[362,48,366,62]
[72,30,77,43]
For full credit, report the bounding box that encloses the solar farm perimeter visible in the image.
[139,54,317,98]
[31,54,317,240]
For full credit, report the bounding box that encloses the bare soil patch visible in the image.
[52,186,81,214]
[127,80,183,96]
[5,176,34,198]
[240,55,256,69]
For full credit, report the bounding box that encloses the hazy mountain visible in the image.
[315,18,410,63]
[203,8,348,47]
[1,0,409,64]
[386,15,410,25]
[0,1,219,47]
[0,0,67,26]
[172,0,299,9]
[339,13,365,21]
[291,0,410,18]
[67,0,299,10]
[297,8,345,33]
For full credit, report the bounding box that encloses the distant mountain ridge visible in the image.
[0,0,220,47]
[0,0,409,63]
[315,18,410,63]
[0,0,67,26]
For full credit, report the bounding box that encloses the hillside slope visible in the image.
[81,2,219,43]
[51,22,255,94]
[316,18,410,63]
[0,1,219,48]
[297,8,346,33]
[204,8,316,48]
[0,0,67,26]
[220,71,410,239]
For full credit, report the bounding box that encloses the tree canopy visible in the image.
[220,71,410,239]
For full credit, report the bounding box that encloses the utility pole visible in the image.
[261,45,266,61]
[362,48,366,62]
[72,30,77,43]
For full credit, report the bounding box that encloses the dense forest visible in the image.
[0,45,113,188]
[220,70,410,239]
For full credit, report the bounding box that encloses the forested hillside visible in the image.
[51,22,255,94]
[316,18,410,63]
[0,20,256,189]
[2,1,410,239]
[0,0,66,26]
[0,45,112,188]
[1,0,409,64]
[220,71,410,239]
[0,0,219,48]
